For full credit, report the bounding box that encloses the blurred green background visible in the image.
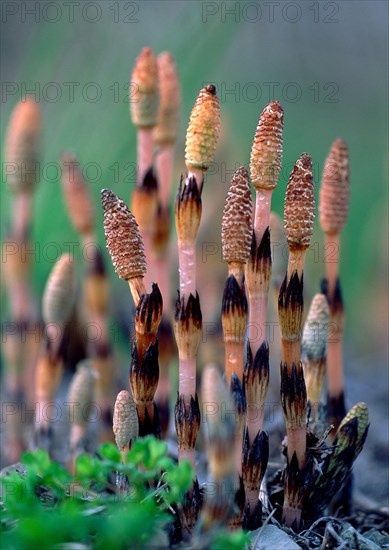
[1,0,388,361]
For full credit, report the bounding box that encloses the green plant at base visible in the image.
[1,436,248,549]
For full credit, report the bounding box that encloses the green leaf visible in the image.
[211,530,249,550]
[165,460,193,502]
[98,442,121,464]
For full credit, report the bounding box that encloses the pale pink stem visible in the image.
[3,333,24,394]
[8,280,32,322]
[35,399,50,429]
[137,128,154,184]
[324,233,344,399]
[87,312,108,355]
[6,372,22,395]
[13,191,32,238]
[179,357,196,401]
[24,326,41,410]
[177,174,202,470]
[225,341,245,384]
[69,424,86,450]
[327,339,344,397]
[179,447,195,470]
[178,242,196,298]
[248,294,268,360]
[157,144,174,208]
[81,233,97,256]
[5,225,36,322]
[247,407,265,448]
[283,506,302,529]
[287,427,306,470]
[247,189,273,441]
[254,189,272,245]
[324,233,340,298]
[247,489,259,517]
[155,371,170,403]
[187,169,204,190]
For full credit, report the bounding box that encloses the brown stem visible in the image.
[281,340,301,367]
[287,248,307,282]
[128,277,147,307]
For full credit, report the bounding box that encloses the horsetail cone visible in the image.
[101,189,146,281]
[319,139,349,235]
[154,52,180,145]
[42,254,75,326]
[302,294,329,362]
[302,294,329,404]
[185,85,221,173]
[61,152,94,236]
[130,47,159,128]
[284,153,315,251]
[67,361,95,426]
[221,166,253,268]
[250,100,283,191]
[5,98,41,193]
[336,402,369,456]
[113,390,139,452]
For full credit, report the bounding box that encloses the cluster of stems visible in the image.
[1,47,370,541]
